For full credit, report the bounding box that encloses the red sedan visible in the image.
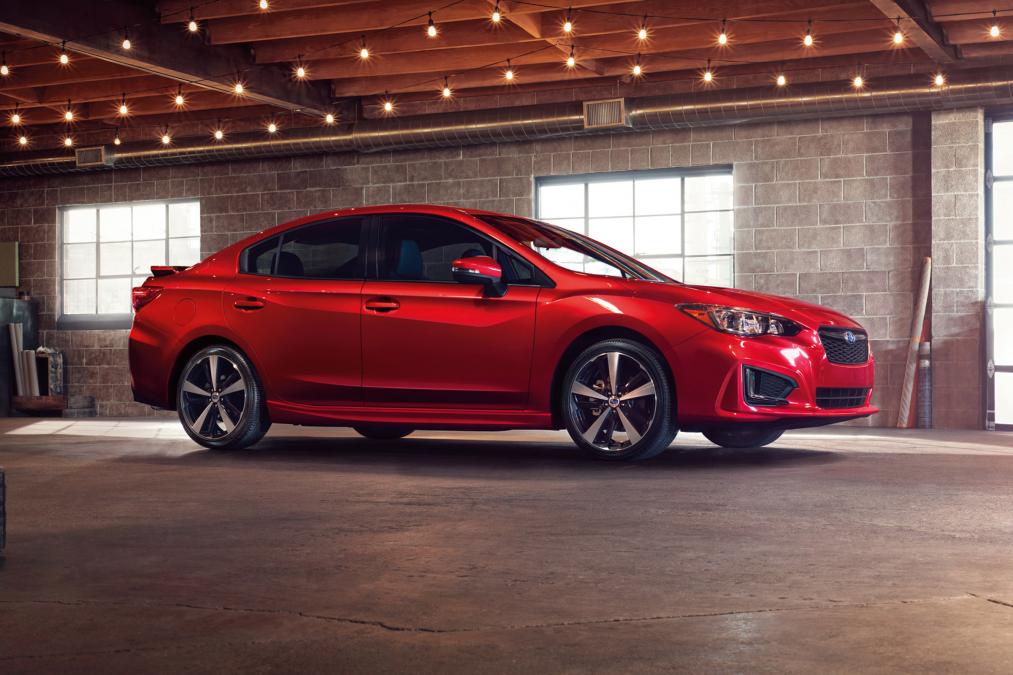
[129,205,876,460]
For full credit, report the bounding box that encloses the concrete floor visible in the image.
[1,420,1013,674]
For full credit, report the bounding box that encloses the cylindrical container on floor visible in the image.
[917,342,932,429]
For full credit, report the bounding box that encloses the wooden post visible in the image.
[898,256,932,428]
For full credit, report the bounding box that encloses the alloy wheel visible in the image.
[180,353,248,440]
[568,351,658,452]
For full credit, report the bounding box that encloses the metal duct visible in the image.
[3,67,1013,176]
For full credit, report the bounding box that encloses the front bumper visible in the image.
[672,325,877,430]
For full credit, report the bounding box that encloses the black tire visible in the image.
[353,426,414,440]
[702,428,783,449]
[561,338,677,461]
[176,344,270,450]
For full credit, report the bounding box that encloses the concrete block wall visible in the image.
[0,112,963,425]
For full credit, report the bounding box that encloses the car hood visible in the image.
[640,282,865,331]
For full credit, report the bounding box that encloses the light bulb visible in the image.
[359,47,369,59]
[776,73,787,87]
[718,31,728,45]
[566,49,576,68]
[122,38,131,50]
[991,24,1001,38]
[632,64,642,76]
[0,64,8,76]
[18,135,28,146]
[64,109,74,121]
[803,32,813,47]
[442,85,452,98]
[325,113,335,124]
[296,65,307,78]
[427,14,437,38]
[161,133,171,145]
[64,136,73,147]
[504,62,514,80]
[492,4,501,23]
[267,122,278,133]
[234,82,245,94]
[383,100,393,113]
[259,0,269,10]
[934,73,945,86]
[188,19,199,32]
[852,75,864,89]
[703,69,713,83]
[118,103,128,115]
[563,19,572,34]
[214,129,224,140]
[113,136,121,145]
[893,30,904,44]
[59,52,69,65]
[174,93,185,106]
[637,26,647,41]
[10,112,21,125]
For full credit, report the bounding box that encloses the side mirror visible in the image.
[452,255,506,297]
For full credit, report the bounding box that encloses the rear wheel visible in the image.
[177,345,270,450]
[561,339,677,461]
[353,426,414,440]
[703,428,783,449]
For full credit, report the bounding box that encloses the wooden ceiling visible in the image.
[0,0,1010,152]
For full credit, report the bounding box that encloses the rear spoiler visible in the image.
[150,265,189,278]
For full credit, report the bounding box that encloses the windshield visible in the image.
[476,214,674,283]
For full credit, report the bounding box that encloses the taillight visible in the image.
[132,285,162,311]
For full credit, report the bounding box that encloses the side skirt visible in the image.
[266,400,554,431]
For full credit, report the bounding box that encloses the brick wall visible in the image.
[0,112,948,424]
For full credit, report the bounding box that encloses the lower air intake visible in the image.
[816,387,870,409]
[743,366,796,407]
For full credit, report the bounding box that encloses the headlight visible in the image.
[678,304,802,337]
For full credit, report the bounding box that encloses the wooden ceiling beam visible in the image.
[928,0,1013,22]
[494,1,607,75]
[0,0,333,114]
[867,0,958,61]
[0,58,141,89]
[158,0,367,23]
[941,17,1013,43]
[207,0,641,45]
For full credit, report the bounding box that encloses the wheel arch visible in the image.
[167,335,258,412]
[549,326,677,428]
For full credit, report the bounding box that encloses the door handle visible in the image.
[233,296,266,311]
[364,297,400,313]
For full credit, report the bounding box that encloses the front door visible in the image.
[361,214,539,408]
[224,216,366,406]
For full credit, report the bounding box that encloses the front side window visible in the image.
[378,215,493,282]
[535,171,733,286]
[60,200,200,326]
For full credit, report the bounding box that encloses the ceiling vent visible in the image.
[583,98,628,129]
[75,146,113,168]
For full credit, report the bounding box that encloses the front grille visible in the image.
[743,366,796,406]
[816,387,870,409]
[819,327,869,364]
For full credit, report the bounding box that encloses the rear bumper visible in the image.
[671,326,877,430]
[128,320,173,409]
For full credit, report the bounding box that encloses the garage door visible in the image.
[988,120,1013,431]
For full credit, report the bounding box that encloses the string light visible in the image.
[426,12,438,38]
[118,95,129,116]
[259,0,269,10]
[187,8,199,33]
[893,18,905,45]
[161,128,172,145]
[491,1,501,23]
[121,29,131,50]
[113,129,121,145]
[776,73,787,87]
[933,72,945,87]
[295,61,308,79]
[717,19,728,45]
[18,135,29,147]
[504,59,514,81]
[58,42,70,65]
[566,46,576,68]
[702,59,713,83]
[10,106,22,125]
[214,127,224,140]
[852,74,864,89]
[173,85,186,107]
[0,53,8,77]
[64,101,74,122]
[631,53,642,77]
[233,81,245,95]
[382,99,394,114]
[563,7,573,34]
[803,19,814,47]
[324,112,336,124]
[64,136,74,147]
[637,17,648,41]
[441,76,452,98]
[267,121,278,133]
[990,11,1001,38]
[359,36,370,60]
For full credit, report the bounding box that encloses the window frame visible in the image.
[985,114,1012,431]
[534,166,734,285]
[57,197,201,330]
[239,215,369,280]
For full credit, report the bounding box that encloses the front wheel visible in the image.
[177,345,270,450]
[353,426,414,440]
[561,339,677,461]
[702,428,783,449]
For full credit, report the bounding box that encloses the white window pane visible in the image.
[99,206,132,242]
[996,372,1013,425]
[97,278,131,314]
[538,183,584,219]
[646,256,683,282]
[63,243,96,279]
[635,215,681,256]
[995,308,1013,366]
[993,122,1013,177]
[588,217,634,253]
[685,175,732,212]
[63,279,95,315]
[992,181,1013,241]
[635,177,681,216]
[588,180,633,218]
[132,203,166,240]
[685,256,733,287]
[995,244,1013,304]
[132,276,148,288]
[64,208,96,243]
[685,211,734,255]
[133,240,165,275]
[99,242,132,276]
[169,202,201,238]
[584,260,624,277]
[537,246,583,266]
[545,217,584,233]
[169,237,200,266]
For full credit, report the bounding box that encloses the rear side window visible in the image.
[243,236,279,275]
[278,217,364,279]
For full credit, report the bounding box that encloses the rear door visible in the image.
[360,213,540,408]
[224,216,366,406]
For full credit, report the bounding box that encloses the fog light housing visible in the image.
[743,366,796,406]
